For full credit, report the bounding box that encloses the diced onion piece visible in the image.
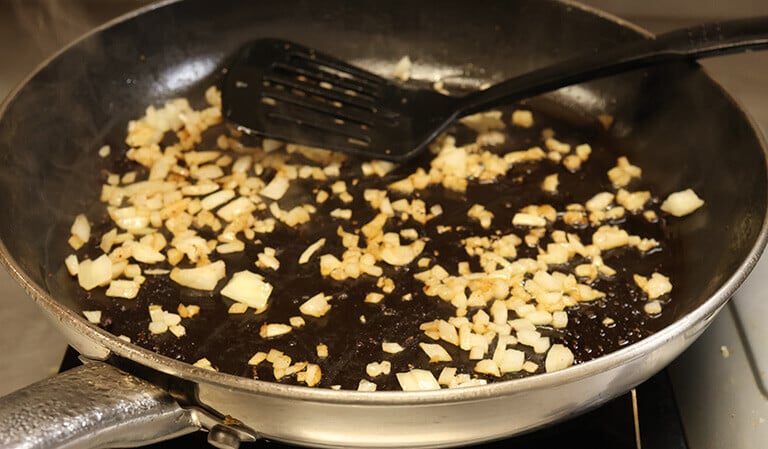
[661,189,704,217]
[299,292,332,318]
[98,145,111,157]
[522,361,538,373]
[129,241,165,263]
[220,270,273,313]
[260,174,290,200]
[105,280,140,299]
[358,379,378,392]
[148,321,169,334]
[365,292,385,304]
[260,323,292,338]
[248,352,268,366]
[193,358,216,370]
[181,181,219,196]
[169,260,225,291]
[382,342,405,354]
[474,359,501,377]
[511,110,534,128]
[162,312,181,327]
[516,329,541,347]
[497,349,525,373]
[545,344,574,373]
[396,369,441,391]
[228,302,248,314]
[541,174,559,193]
[437,367,457,385]
[201,189,235,211]
[330,208,352,219]
[100,228,118,253]
[77,255,113,291]
[592,225,630,250]
[512,213,546,227]
[109,206,150,232]
[419,343,453,363]
[168,324,186,337]
[366,361,392,377]
[380,240,425,266]
[298,238,326,264]
[217,196,256,222]
[70,214,91,248]
[65,254,79,276]
[217,240,245,254]
[551,311,568,329]
[82,310,102,324]
[633,272,672,299]
[644,300,663,315]
[459,110,505,134]
[256,249,280,271]
[303,364,322,387]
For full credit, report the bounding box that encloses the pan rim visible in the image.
[0,0,766,406]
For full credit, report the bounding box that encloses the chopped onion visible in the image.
[661,189,704,217]
[419,343,452,363]
[357,379,377,392]
[303,364,322,387]
[193,358,216,370]
[105,280,140,299]
[299,238,326,265]
[220,270,273,312]
[396,369,440,391]
[64,254,79,276]
[382,342,405,354]
[474,359,501,377]
[70,214,91,249]
[259,174,290,200]
[201,189,235,211]
[496,349,525,374]
[82,310,102,324]
[216,196,256,222]
[260,323,292,338]
[545,344,574,373]
[168,324,186,337]
[248,352,268,366]
[128,241,165,264]
[148,321,169,334]
[77,255,113,291]
[299,292,332,318]
[169,260,225,291]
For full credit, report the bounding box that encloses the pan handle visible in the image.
[0,361,201,449]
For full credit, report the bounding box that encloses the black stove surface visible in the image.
[60,348,687,449]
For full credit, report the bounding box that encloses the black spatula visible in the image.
[222,17,768,162]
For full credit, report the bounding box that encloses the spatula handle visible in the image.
[457,16,768,116]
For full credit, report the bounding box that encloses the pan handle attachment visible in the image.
[0,361,203,449]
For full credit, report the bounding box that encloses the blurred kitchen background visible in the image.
[2,1,768,443]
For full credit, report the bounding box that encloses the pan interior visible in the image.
[0,0,764,388]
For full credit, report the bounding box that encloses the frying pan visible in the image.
[0,0,766,448]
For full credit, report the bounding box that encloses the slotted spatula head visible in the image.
[221,39,459,161]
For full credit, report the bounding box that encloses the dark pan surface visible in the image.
[58,99,674,389]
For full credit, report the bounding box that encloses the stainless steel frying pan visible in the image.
[0,0,766,447]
